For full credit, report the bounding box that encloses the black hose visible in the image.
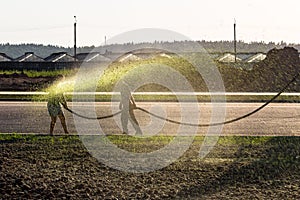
[137,72,300,127]
[65,72,299,126]
[64,107,122,120]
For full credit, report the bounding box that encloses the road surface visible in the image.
[0,101,299,136]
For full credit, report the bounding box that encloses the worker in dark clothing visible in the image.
[47,91,69,135]
[119,81,142,135]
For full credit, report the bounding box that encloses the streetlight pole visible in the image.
[74,16,77,62]
[234,19,237,63]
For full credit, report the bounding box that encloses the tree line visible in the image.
[1,41,300,58]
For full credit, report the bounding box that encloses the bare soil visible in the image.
[0,73,56,91]
[1,135,300,199]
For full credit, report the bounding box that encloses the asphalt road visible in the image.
[0,101,299,136]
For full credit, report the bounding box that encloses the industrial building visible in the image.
[0,51,267,71]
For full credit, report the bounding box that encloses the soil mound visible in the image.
[0,73,57,91]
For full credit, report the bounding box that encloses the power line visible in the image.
[0,25,72,33]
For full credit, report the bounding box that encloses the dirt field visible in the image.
[0,73,56,91]
[1,135,300,199]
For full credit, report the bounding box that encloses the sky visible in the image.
[1,0,300,47]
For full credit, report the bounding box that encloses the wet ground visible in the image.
[0,102,299,136]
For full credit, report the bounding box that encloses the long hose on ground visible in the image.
[64,107,122,120]
[64,72,299,127]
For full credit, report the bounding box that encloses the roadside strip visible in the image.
[0,92,299,102]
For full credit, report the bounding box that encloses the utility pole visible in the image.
[74,16,77,62]
[105,36,107,45]
[234,19,237,63]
